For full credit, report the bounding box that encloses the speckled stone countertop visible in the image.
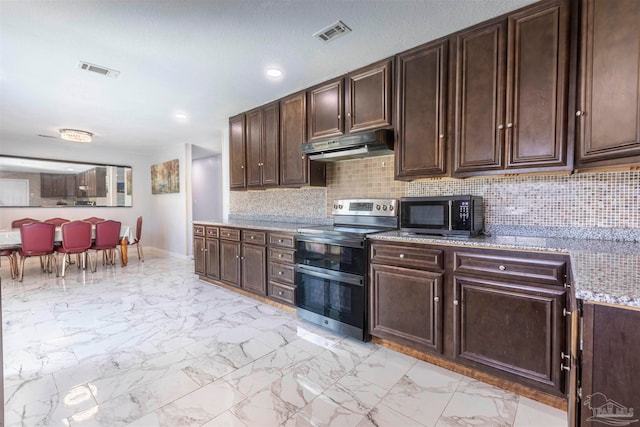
[370,231,640,309]
[193,219,317,233]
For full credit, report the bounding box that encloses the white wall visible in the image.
[192,155,222,221]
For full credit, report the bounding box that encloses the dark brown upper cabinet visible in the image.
[575,0,640,169]
[229,114,246,189]
[246,102,280,188]
[307,58,392,142]
[280,91,326,187]
[395,39,450,180]
[453,0,572,176]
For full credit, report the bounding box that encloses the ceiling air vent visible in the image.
[314,20,351,43]
[77,61,120,78]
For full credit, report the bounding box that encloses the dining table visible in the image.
[0,225,134,267]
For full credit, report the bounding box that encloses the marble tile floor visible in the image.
[1,251,568,427]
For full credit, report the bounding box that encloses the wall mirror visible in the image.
[0,155,132,207]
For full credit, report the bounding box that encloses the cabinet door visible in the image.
[40,174,55,197]
[246,109,263,187]
[395,40,448,179]
[280,92,308,186]
[65,175,77,197]
[576,0,640,167]
[454,20,506,174]
[454,276,566,396]
[347,59,392,133]
[506,0,570,170]
[261,101,280,187]
[308,77,344,141]
[95,167,107,197]
[220,240,241,287]
[85,169,97,197]
[205,238,220,279]
[194,236,206,275]
[229,114,246,189]
[369,263,443,354]
[241,243,266,295]
[581,303,640,426]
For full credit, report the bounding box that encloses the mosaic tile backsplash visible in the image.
[229,158,640,240]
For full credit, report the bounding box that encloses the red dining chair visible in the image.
[45,217,69,226]
[17,222,57,282]
[55,221,92,277]
[91,220,122,271]
[83,217,105,225]
[1,246,18,279]
[123,216,144,262]
[11,217,38,228]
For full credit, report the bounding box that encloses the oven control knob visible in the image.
[382,205,387,211]
[338,204,343,209]
[333,204,338,209]
[389,205,394,211]
[376,204,381,210]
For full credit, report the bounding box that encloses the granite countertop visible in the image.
[370,231,640,309]
[193,218,640,309]
[193,219,317,233]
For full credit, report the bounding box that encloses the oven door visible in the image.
[296,234,365,275]
[295,264,365,335]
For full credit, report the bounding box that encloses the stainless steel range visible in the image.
[295,198,398,341]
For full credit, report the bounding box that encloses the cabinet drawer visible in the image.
[243,230,267,245]
[370,243,443,270]
[269,247,296,264]
[453,251,566,286]
[268,232,295,249]
[193,225,205,236]
[205,226,219,239]
[269,262,295,285]
[219,228,240,241]
[269,281,295,306]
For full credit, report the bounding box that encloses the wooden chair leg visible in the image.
[19,256,26,282]
[9,254,17,279]
[138,244,144,262]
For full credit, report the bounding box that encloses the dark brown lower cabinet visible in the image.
[241,243,267,295]
[579,303,640,426]
[205,239,220,279]
[220,240,241,287]
[369,263,443,354]
[194,235,205,275]
[454,276,567,396]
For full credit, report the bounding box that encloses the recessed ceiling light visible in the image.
[59,129,93,143]
[266,68,282,77]
[175,113,188,119]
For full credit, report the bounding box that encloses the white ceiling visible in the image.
[1,0,536,156]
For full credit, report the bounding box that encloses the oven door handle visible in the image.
[296,234,364,249]
[295,264,364,287]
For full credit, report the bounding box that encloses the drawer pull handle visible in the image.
[278,239,284,243]
[498,265,506,271]
[399,254,405,259]
[278,271,283,275]
[278,254,283,258]
[278,291,284,296]
[250,236,255,239]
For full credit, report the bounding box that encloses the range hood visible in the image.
[301,129,394,162]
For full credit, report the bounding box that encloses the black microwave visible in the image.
[400,196,484,236]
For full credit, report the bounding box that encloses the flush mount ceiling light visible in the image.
[175,113,188,120]
[266,68,282,77]
[59,129,93,143]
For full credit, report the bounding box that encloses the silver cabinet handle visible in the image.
[278,254,283,258]
[434,297,440,303]
[278,291,284,296]
[576,110,584,117]
[250,236,255,239]
[506,123,513,128]
[240,165,244,169]
[453,300,459,306]
[278,271,283,275]
[439,134,445,139]
[498,124,504,130]
[399,254,405,259]
[278,239,284,243]
[499,265,506,271]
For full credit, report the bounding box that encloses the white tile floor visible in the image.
[1,251,568,426]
